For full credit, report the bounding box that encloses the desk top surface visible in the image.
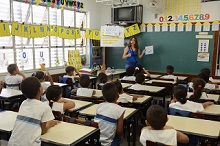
[0,89,23,98]
[200,104,220,116]
[65,99,92,112]
[41,122,98,145]
[145,79,177,84]
[93,90,103,98]
[79,104,136,119]
[167,115,220,138]
[0,111,18,132]
[133,95,152,103]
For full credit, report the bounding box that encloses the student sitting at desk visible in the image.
[75,75,95,97]
[98,72,108,90]
[140,105,189,146]
[129,73,146,90]
[45,85,75,114]
[198,72,218,90]
[63,66,81,83]
[8,77,59,146]
[114,80,139,103]
[134,64,150,77]
[161,65,177,82]
[189,78,208,102]
[5,64,26,90]
[200,68,214,82]
[32,71,54,101]
[122,66,136,81]
[94,83,125,146]
[169,85,213,113]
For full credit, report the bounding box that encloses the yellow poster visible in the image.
[68,28,76,39]
[124,27,132,38]
[0,22,10,36]
[11,22,21,36]
[130,24,140,36]
[59,27,66,38]
[68,50,82,70]
[75,28,81,39]
[93,30,100,40]
[51,25,59,36]
[85,29,93,39]
[31,25,39,38]
[38,25,47,38]
[21,24,31,38]
[46,25,52,36]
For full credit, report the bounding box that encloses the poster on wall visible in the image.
[100,26,124,47]
[198,40,209,52]
[197,53,209,62]
[68,50,82,70]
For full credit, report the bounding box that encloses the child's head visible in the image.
[190,78,206,101]
[173,85,187,104]
[46,85,62,102]
[201,68,211,76]
[79,75,90,88]
[32,71,46,82]
[20,77,43,100]
[146,105,167,130]
[7,64,18,75]
[126,66,135,76]
[98,72,108,84]
[102,82,119,102]
[65,66,74,76]
[166,65,174,75]
[134,64,143,76]
[198,72,209,83]
[135,73,145,84]
[114,80,123,94]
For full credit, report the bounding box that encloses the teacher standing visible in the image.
[122,36,145,69]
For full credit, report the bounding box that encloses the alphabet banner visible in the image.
[124,24,140,38]
[85,29,100,40]
[0,22,10,37]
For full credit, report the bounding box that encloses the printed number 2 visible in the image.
[168,16,172,21]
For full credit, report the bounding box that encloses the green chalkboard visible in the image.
[108,28,214,74]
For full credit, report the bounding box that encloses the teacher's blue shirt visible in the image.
[126,48,138,67]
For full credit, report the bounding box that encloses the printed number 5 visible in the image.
[184,15,188,21]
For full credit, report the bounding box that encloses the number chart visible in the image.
[159,14,210,22]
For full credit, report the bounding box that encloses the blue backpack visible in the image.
[58,76,73,98]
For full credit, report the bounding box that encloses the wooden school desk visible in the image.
[78,104,138,146]
[167,115,220,139]
[145,79,177,85]
[200,104,220,116]
[44,81,67,87]
[0,89,23,110]
[187,92,219,102]
[144,74,162,79]
[41,122,100,146]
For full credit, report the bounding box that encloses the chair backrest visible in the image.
[120,80,136,84]
[169,108,191,117]
[58,76,73,98]
[63,116,99,128]
[52,111,63,121]
[146,140,166,146]
[70,95,104,104]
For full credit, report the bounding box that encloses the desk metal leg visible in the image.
[133,113,136,146]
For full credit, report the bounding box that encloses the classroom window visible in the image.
[0,0,88,74]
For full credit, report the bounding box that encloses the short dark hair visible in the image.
[166,65,174,74]
[147,105,167,130]
[134,64,143,76]
[46,85,62,102]
[65,66,75,74]
[126,66,135,76]
[102,83,118,102]
[173,85,187,104]
[135,73,145,84]
[79,75,90,88]
[7,64,17,74]
[32,71,46,80]
[114,80,123,94]
[198,72,209,83]
[98,72,108,83]
[201,68,211,76]
[21,77,41,99]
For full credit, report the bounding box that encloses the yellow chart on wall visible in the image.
[68,50,82,70]
[164,0,201,16]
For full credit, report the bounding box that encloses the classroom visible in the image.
[0,0,220,146]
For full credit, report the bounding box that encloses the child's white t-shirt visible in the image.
[209,77,214,82]
[117,93,133,103]
[140,128,177,146]
[129,83,146,90]
[45,101,64,114]
[205,83,216,90]
[200,92,208,99]
[8,99,54,146]
[169,101,204,113]
[5,74,23,90]
[63,75,75,83]
[76,88,94,97]
[122,76,136,81]
[94,102,125,146]
[161,75,177,82]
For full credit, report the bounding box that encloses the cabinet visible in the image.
[90,40,103,67]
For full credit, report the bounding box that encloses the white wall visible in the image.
[100,1,220,24]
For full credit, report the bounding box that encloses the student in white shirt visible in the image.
[169,85,213,113]
[32,71,54,101]
[63,66,81,83]
[140,105,189,146]
[129,73,146,90]
[161,65,177,82]
[122,66,136,81]
[5,64,26,90]
[189,78,208,102]
[46,85,75,114]
[94,83,125,146]
[198,72,218,90]
[75,75,95,97]
[114,80,141,103]
[8,77,59,146]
